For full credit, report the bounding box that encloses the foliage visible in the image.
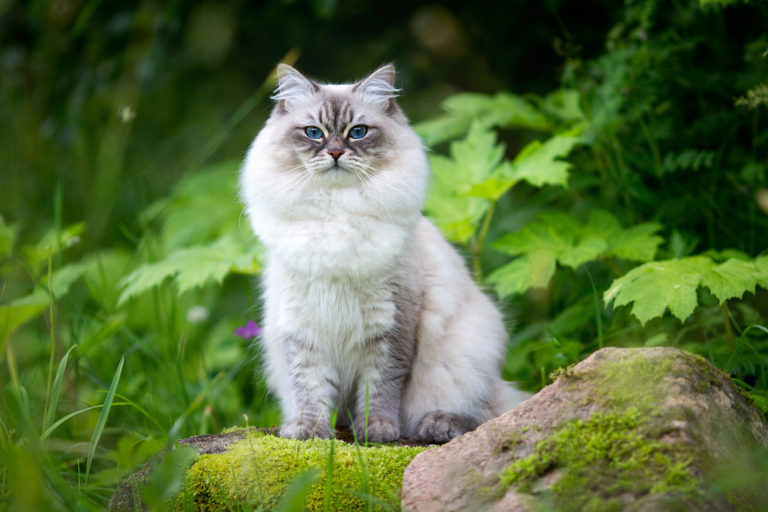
[488,210,662,297]
[116,162,261,305]
[1,0,768,510]
[605,255,768,325]
[416,0,768,417]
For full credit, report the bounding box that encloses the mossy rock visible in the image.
[403,346,768,512]
[108,428,428,511]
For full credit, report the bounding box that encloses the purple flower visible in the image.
[234,321,261,339]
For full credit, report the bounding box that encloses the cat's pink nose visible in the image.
[328,148,345,160]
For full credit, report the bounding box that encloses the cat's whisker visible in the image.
[348,164,400,228]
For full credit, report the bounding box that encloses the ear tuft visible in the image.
[272,64,318,111]
[353,64,399,109]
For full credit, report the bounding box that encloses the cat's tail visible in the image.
[492,380,533,416]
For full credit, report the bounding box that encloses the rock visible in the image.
[108,430,252,512]
[402,346,768,512]
[108,428,428,511]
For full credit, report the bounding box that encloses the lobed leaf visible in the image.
[413,115,471,146]
[700,258,762,302]
[604,257,713,325]
[507,126,584,188]
[604,256,768,324]
[537,89,585,123]
[489,257,561,300]
[755,255,768,288]
[425,123,504,243]
[491,210,662,298]
[414,92,550,146]
[117,235,260,305]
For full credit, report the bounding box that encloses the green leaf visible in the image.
[605,255,768,324]
[700,258,761,302]
[494,213,578,258]
[491,210,662,298]
[0,291,49,345]
[604,257,715,324]
[560,236,606,268]
[85,354,124,486]
[413,92,550,146]
[142,161,245,252]
[466,172,515,202]
[507,126,584,187]
[117,235,260,305]
[413,115,472,146]
[538,89,585,123]
[23,222,85,267]
[45,263,87,297]
[44,345,78,433]
[425,123,504,243]
[0,217,17,257]
[583,210,663,262]
[547,296,596,336]
[756,255,768,288]
[276,469,321,512]
[487,258,533,298]
[0,263,84,345]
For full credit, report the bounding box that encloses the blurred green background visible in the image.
[0,0,622,243]
[2,0,768,510]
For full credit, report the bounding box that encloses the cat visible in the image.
[240,63,530,443]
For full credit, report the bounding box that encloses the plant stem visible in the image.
[585,269,604,349]
[43,252,56,433]
[721,301,735,351]
[472,202,497,282]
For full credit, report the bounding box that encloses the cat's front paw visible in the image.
[280,416,332,440]
[353,415,399,443]
[415,410,476,443]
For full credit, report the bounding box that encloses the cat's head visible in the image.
[243,64,428,198]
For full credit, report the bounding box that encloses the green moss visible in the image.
[585,351,676,410]
[498,408,697,511]
[495,352,713,511]
[171,431,427,511]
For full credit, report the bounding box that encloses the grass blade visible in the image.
[44,345,77,434]
[275,468,319,512]
[42,402,130,440]
[324,409,338,512]
[85,354,124,486]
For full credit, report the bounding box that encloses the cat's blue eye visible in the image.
[304,126,323,139]
[348,125,368,139]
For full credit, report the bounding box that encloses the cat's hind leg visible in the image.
[401,288,522,442]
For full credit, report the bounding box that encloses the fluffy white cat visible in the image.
[240,63,529,442]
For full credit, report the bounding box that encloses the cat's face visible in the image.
[250,64,425,189]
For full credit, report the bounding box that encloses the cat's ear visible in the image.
[353,63,399,110]
[273,64,319,112]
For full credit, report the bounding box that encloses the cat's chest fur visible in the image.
[259,187,417,348]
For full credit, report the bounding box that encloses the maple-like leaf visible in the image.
[604,257,714,324]
[117,236,260,305]
[487,253,557,298]
[506,127,584,188]
[491,210,662,298]
[414,92,550,146]
[604,256,768,324]
[425,122,504,243]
